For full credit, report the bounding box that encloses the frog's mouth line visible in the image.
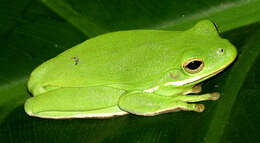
[164,59,236,86]
[144,64,229,93]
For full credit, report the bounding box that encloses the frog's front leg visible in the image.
[118,91,220,116]
[175,92,220,102]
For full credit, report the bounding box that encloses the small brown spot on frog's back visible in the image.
[72,56,79,65]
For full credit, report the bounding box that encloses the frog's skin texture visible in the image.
[24,20,237,119]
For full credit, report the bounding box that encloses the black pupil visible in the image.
[186,61,202,70]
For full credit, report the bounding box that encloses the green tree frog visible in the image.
[24,20,237,119]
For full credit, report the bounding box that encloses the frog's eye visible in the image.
[183,58,204,74]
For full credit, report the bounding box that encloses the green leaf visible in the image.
[0,0,259,143]
[42,0,260,37]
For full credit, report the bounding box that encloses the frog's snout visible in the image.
[24,98,34,116]
[224,45,237,62]
[27,64,49,96]
[230,45,238,60]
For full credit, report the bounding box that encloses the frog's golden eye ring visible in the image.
[183,58,204,74]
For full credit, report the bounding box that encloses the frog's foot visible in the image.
[118,92,217,116]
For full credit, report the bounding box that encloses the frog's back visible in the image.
[33,30,183,90]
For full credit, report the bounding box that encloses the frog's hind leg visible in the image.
[118,92,206,116]
[24,86,128,119]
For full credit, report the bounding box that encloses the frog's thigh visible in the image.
[118,93,204,116]
[25,86,128,119]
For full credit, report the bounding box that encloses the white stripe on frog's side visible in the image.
[164,76,203,86]
[144,86,159,93]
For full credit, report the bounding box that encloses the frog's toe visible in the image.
[208,92,220,100]
[178,103,205,112]
[183,84,202,95]
[194,104,205,112]
[176,92,221,103]
[192,84,202,93]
